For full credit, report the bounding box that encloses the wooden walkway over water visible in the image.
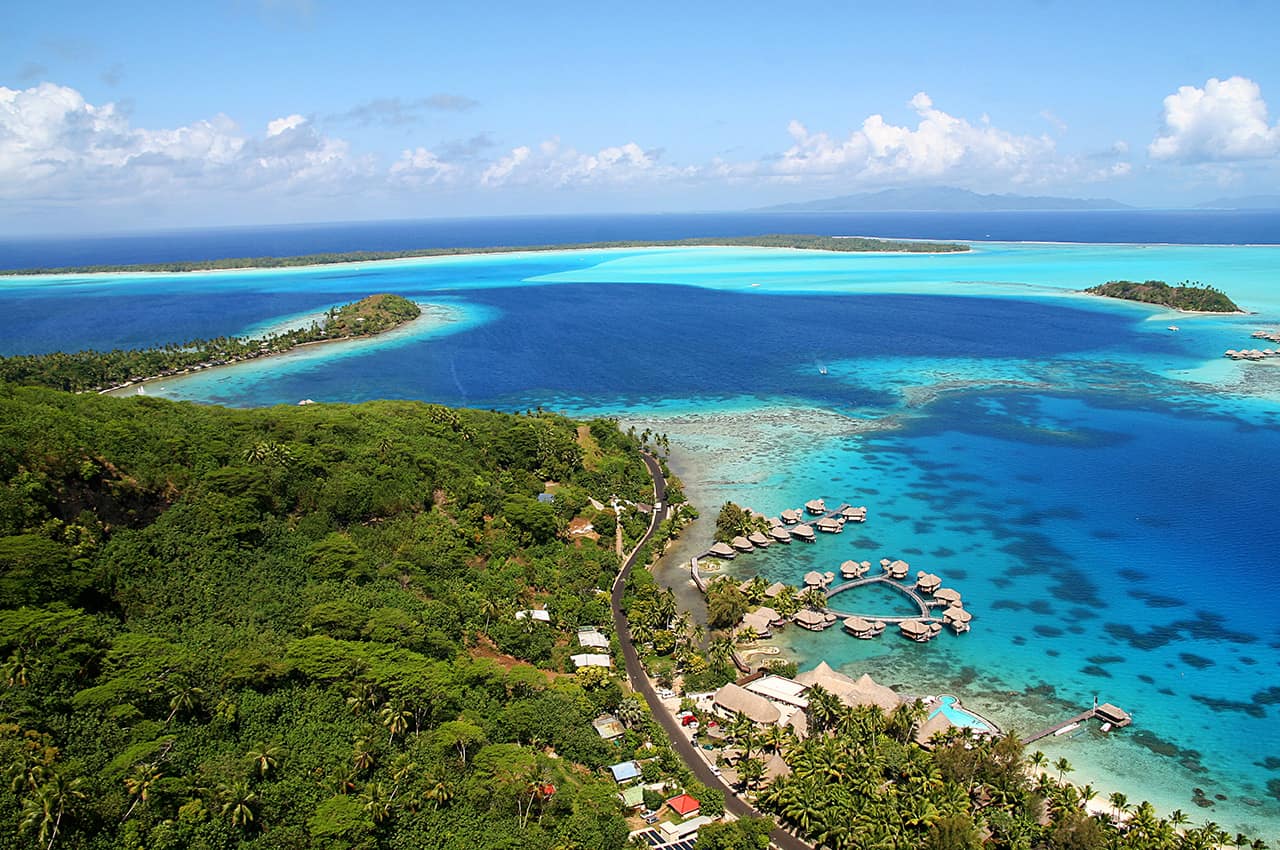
[823,575,933,623]
[1023,704,1132,743]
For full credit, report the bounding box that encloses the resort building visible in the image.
[933,587,962,606]
[742,674,810,711]
[804,499,826,515]
[943,607,972,633]
[915,572,942,594]
[899,619,940,642]
[914,712,956,749]
[842,615,877,639]
[794,662,902,713]
[780,508,801,524]
[768,526,792,543]
[791,524,816,542]
[731,535,754,552]
[802,570,826,587]
[711,682,781,726]
[763,581,788,598]
[747,531,771,547]
[1095,703,1133,727]
[740,605,783,637]
[707,541,736,559]
[840,559,870,579]
[840,505,868,522]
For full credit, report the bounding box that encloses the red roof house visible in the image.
[666,793,701,818]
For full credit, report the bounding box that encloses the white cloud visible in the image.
[1149,76,1280,162]
[480,138,689,188]
[775,92,1060,184]
[0,83,370,204]
[390,146,457,186]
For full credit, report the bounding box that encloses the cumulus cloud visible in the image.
[480,138,688,188]
[776,92,1060,184]
[1149,76,1280,162]
[389,146,458,186]
[0,82,371,204]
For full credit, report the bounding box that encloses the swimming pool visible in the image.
[930,694,996,733]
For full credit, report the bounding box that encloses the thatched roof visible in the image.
[803,570,825,586]
[899,620,930,637]
[804,499,825,512]
[933,588,962,605]
[916,572,942,592]
[769,527,792,541]
[795,663,901,712]
[793,609,827,627]
[816,517,841,531]
[915,711,955,747]
[713,682,780,725]
[731,536,754,552]
[943,607,973,623]
[763,752,792,783]
[780,509,801,522]
[748,532,771,546]
[792,524,815,539]
[764,581,787,597]
[844,616,873,633]
[708,541,736,557]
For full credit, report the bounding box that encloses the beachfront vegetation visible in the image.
[0,293,422,394]
[1085,280,1241,312]
[0,234,968,275]
[713,501,770,544]
[621,568,738,694]
[739,690,1264,850]
[0,383,664,850]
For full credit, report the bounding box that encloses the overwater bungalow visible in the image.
[769,526,793,543]
[899,619,935,642]
[731,535,754,553]
[764,581,788,598]
[886,559,910,580]
[943,607,972,633]
[707,541,736,559]
[823,571,835,585]
[843,615,876,639]
[815,517,842,534]
[804,499,826,515]
[748,531,771,548]
[802,570,826,588]
[915,572,942,594]
[780,508,801,524]
[791,524,816,542]
[840,505,868,522]
[933,587,962,606]
[765,517,781,528]
[839,559,868,579]
[1095,702,1133,728]
[793,609,833,631]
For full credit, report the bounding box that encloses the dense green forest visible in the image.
[0,384,660,850]
[0,234,968,275]
[0,293,421,394]
[1084,280,1241,312]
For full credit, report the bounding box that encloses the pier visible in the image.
[823,575,932,622]
[1023,702,1132,743]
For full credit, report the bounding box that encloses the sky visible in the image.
[2,0,1280,233]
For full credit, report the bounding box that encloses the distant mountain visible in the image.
[1194,195,1280,210]
[758,186,1134,212]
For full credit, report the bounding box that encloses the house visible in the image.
[609,760,640,784]
[571,653,612,669]
[592,714,625,740]
[618,784,646,809]
[514,608,551,622]
[536,493,555,504]
[577,628,610,649]
[665,793,701,819]
[743,674,810,710]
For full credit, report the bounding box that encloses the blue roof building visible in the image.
[608,760,640,783]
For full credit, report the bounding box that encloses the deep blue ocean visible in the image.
[2,209,1278,271]
[3,211,1279,839]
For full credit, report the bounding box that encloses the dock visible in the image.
[823,575,932,622]
[1023,702,1132,743]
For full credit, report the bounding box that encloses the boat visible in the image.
[1054,722,1080,736]
[1168,325,1180,332]
[818,365,828,375]
[1100,722,1112,732]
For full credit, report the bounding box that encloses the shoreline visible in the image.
[101,302,442,397]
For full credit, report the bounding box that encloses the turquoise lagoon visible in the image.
[4,241,1280,838]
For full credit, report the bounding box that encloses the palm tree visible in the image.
[1053,756,1073,783]
[121,763,162,822]
[773,585,801,617]
[361,783,394,825]
[219,781,257,830]
[735,625,761,645]
[346,681,381,716]
[1108,790,1128,818]
[165,683,205,723]
[380,700,412,744]
[422,777,453,809]
[20,774,84,850]
[738,756,765,792]
[247,742,281,779]
[614,696,645,729]
[3,648,31,688]
[708,636,735,668]
[353,737,376,773]
[799,587,827,610]
[1028,750,1047,771]
[805,684,842,734]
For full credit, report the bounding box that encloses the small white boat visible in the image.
[1054,722,1080,737]
[1100,722,1112,732]
[1168,325,1180,332]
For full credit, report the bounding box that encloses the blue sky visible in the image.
[3,0,1279,232]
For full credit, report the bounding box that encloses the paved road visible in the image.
[610,452,811,850]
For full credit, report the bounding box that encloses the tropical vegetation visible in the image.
[0,293,422,394]
[1084,280,1240,312]
[0,383,663,849]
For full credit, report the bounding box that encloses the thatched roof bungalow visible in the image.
[915,572,942,594]
[731,536,754,553]
[748,531,771,547]
[804,499,826,515]
[707,541,736,559]
[802,570,825,587]
[843,616,875,638]
[780,508,801,524]
[899,620,934,642]
[816,517,842,533]
[841,505,868,522]
[791,524,816,542]
[794,663,901,712]
[793,609,832,631]
[769,526,792,543]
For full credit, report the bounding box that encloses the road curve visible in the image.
[610,451,811,850]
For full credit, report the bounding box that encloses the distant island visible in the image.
[1084,280,1241,313]
[0,292,422,393]
[759,186,1133,212]
[0,234,967,276]
[1194,194,1280,210]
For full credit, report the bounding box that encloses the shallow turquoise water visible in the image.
[4,241,1279,837]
